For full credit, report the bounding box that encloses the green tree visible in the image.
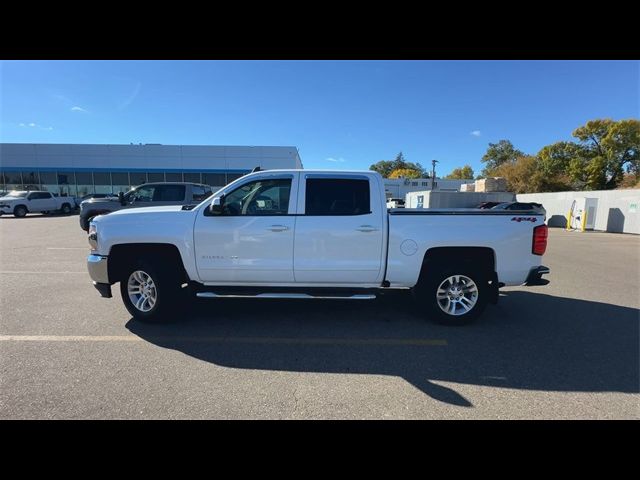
[389,168,422,179]
[370,152,427,178]
[480,140,524,176]
[572,119,640,189]
[445,165,474,179]
[536,119,639,190]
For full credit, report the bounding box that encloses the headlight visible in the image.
[88,223,98,250]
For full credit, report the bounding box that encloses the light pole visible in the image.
[431,159,439,190]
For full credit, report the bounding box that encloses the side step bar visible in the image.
[196,292,376,300]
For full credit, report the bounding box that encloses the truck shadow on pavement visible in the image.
[126,290,639,408]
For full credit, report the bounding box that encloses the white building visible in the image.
[0,143,303,197]
[382,177,471,199]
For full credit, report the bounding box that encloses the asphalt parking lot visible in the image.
[1,213,638,419]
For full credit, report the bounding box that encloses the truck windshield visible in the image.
[7,191,28,198]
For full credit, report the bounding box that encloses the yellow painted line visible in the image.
[0,335,447,346]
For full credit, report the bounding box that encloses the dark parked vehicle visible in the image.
[79,182,213,231]
[476,201,504,209]
[81,193,114,202]
[491,202,546,217]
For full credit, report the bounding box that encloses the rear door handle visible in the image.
[356,225,379,232]
[268,225,289,232]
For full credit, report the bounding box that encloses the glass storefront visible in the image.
[0,170,246,196]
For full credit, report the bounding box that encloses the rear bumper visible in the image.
[525,265,550,285]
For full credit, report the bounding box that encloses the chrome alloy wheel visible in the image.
[436,274,479,316]
[127,270,157,312]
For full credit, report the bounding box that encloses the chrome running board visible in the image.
[196,292,376,300]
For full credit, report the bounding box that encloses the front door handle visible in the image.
[268,225,289,232]
[356,225,379,232]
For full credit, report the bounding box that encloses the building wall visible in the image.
[517,189,640,234]
[0,143,302,197]
[383,178,470,198]
[406,191,515,209]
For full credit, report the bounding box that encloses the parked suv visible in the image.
[79,182,213,231]
[0,191,76,217]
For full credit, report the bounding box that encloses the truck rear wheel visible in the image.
[414,264,488,325]
[120,260,183,323]
[60,203,72,214]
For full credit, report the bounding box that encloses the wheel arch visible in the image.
[108,243,189,284]
[418,246,498,304]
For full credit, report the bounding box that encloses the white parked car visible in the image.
[86,170,549,325]
[386,198,406,208]
[0,191,76,217]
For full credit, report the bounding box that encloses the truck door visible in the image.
[28,192,55,211]
[294,174,384,284]
[193,173,298,283]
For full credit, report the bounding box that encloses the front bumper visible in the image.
[88,254,112,298]
[87,254,109,284]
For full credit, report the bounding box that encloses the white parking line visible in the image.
[47,247,87,250]
[0,271,85,274]
[0,335,447,346]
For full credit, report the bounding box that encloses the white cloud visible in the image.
[20,122,53,131]
[470,130,481,137]
[326,157,346,163]
[71,106,87,112]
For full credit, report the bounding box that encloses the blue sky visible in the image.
[1,60,638,176]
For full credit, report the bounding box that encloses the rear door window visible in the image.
[305,179,370,215]
[154,185,186,202]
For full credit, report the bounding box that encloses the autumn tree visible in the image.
[389,168,422,179]
[445,165,474,179]
[480,140,524,177]
[370,152,427,178]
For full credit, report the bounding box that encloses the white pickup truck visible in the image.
[0,191,76,217]
[87,170,549,325]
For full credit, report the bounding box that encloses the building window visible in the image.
[111,172,129,194]
[411,181,418,186]
[93,172,112,195]
[202,173,226,187]
[40,172,59,195]
[183,172,201,183]
[147,173,165,183]
[165,172,182,182]
[6,171,23,189]
[23,171,40,190]
[226,173,245,183]
[422,181,429,186]
[75,172,94,197]
[130,172,147,186]
[56,172,75,196]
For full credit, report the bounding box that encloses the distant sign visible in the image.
[417,195,424,209]
[630,203,638,213]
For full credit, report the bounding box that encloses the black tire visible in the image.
[60,203,71,214]
[14,205,27,218]
[413,263,489,325]
[119,259,183,323]
[42,211,50,215]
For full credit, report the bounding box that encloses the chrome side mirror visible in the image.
[210,195,225,215]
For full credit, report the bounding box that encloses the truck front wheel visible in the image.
[414,265,489,325]
[14,205,27,218]
[120,261,183,323]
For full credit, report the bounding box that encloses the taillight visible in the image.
[532,224,548,255]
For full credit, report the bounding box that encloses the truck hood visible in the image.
[0,197,22,203]
[107,205,187,216]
